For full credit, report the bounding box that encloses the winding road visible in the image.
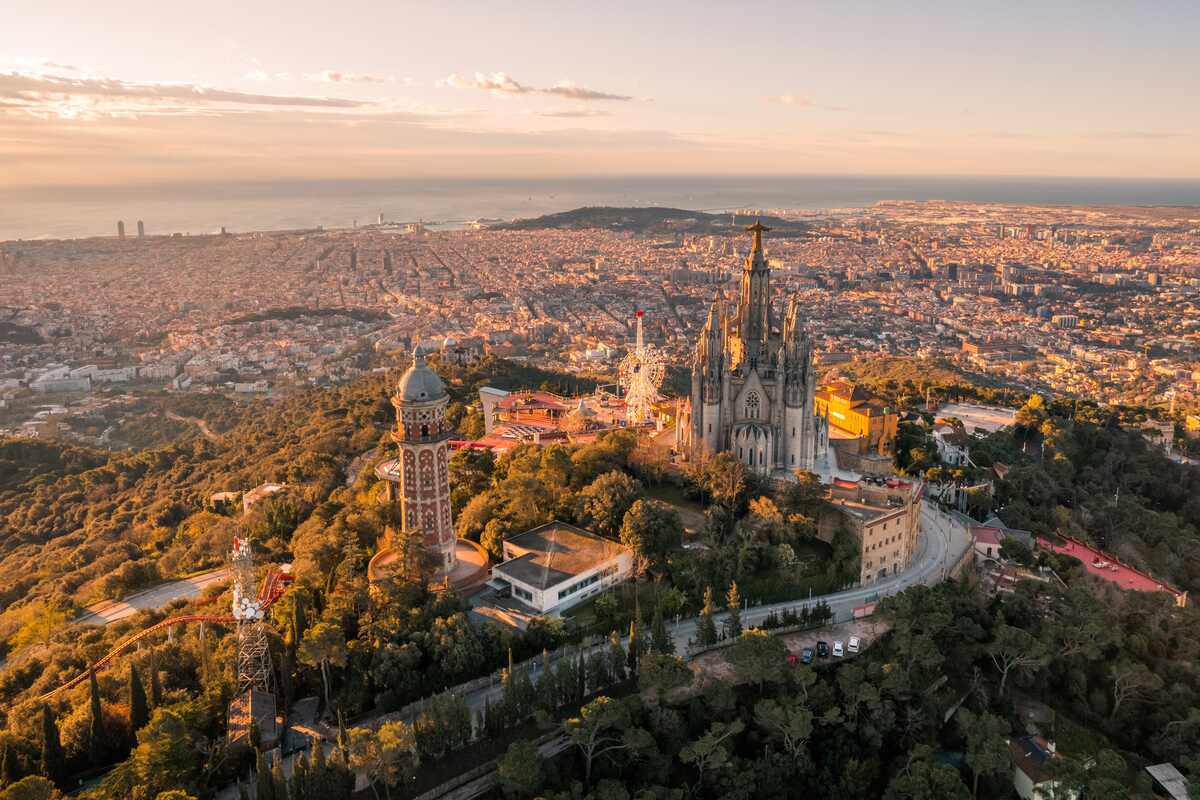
[76,567,233,626]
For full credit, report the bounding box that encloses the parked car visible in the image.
[832,640,845,657]
[848,636,861,654]
[787,653,798,666]
[816,641,829,658]
[801,647,814,665]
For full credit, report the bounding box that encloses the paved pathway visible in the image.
[76,567,233,626]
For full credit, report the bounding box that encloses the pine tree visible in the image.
[725,582,743,639]
[651,601,673,655]
[697,586,718,646]
[129,660,149,734]
[255,751,275,800]
[38,705,63,783]
[87,669,104,765]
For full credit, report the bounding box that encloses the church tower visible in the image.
[736,221,772,368]
[388,347,456,573]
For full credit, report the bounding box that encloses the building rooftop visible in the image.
[1145,763,1191,800]
[493,521,628,590]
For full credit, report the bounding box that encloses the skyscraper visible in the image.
[117,220,125,239]
[137,220,145,238]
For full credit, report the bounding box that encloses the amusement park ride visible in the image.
[36,535,293,746]
[618,309,666,426]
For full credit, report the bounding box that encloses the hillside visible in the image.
[495,206,807,235]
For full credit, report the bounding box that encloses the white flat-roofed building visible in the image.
[488,521,632,615]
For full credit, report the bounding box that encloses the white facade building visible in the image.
[489,522,632,615]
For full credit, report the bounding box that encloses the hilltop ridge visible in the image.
[495,205,808,235]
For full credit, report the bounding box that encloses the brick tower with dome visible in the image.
[376,346,456,575]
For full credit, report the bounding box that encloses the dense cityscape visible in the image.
[4,2,1200,799]
[5,201,1200,445]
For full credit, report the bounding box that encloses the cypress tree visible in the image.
[651,601,673,655]
[87,669,103,765]
[149,656,163,708]
[255,751,275,800]
[39,705,63,783]
[0,740,17,787]
[129,660,149,734]
[279,647,295,714]
[311,739,330,798]
[725,582,743,639]
[271,751,289,799]
[336,709,350,763]
[331,745,355,800]
[697,586,718,646]
[626,620,639,676]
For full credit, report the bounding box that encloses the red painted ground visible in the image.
[1038,536,1184,602]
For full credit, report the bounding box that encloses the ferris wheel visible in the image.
[618,310,666,426]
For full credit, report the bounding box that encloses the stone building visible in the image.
[676,222,827,476]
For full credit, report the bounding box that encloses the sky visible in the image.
[2,0,1199,189]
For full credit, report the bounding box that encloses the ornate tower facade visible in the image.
[388,347,456,573]
[735,221,772,368]
[676,221,824,477]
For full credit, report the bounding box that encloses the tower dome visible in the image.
[397,346,446,402]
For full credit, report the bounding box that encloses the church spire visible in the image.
[736,220,771,367]
[747,219,770,256]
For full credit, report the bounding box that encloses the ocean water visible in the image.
[3,175,1200,242]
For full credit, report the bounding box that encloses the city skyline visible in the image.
[3,0,1200,189]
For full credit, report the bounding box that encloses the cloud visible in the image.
[441,71,529,94]
[1086,131,1185,141]
[764,93,811,107]
[0,70,369,119]
[541,82,631,101]
[306,70,391,84]
[762,94,848,112]
[442,71,630,101]
[532,107,612,118]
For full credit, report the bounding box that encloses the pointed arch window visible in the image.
[745,391,760,420]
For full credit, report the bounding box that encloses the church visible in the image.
[676,222,828,477]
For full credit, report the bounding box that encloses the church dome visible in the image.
[396,346,446,402]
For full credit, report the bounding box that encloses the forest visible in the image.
[0,357,1197,799]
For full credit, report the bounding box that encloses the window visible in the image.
[745,391,760,419]
[513,585,533,602]
[557,572,600,601]
[707,423,712,433]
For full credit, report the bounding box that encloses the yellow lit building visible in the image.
[813,381,898,455]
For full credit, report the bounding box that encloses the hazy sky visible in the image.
[3,0,1199,188]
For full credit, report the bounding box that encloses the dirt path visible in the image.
[166,411,222,443]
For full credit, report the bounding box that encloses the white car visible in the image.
[832,640,845,657]
[848,636,860,654]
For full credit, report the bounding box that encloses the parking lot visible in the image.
[689,618,890,687]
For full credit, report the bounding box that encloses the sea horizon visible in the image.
[4,173,1200,243]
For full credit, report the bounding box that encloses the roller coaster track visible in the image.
[35,614,236,704]
[35,568,292,704]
